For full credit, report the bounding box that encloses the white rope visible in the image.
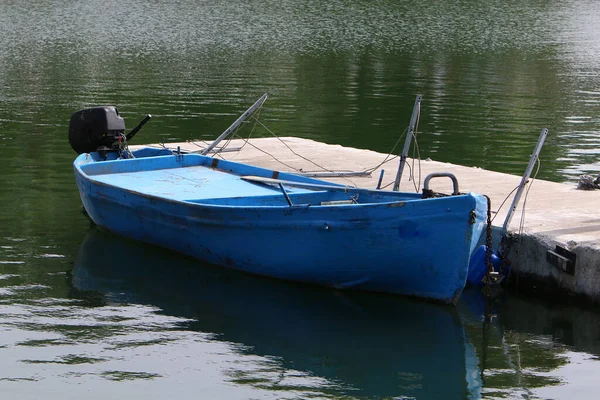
[203,102,425,191]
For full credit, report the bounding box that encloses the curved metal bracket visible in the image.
[423,173,460,195]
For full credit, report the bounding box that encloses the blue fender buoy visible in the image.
[467,245,502,286]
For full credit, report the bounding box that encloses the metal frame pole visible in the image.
[200,93,268,155]
[393,94,422,191]
[502,128,549,235]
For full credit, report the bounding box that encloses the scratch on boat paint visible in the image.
[334,277,370,289]
[349,219,371,229]
[388,202,405,208]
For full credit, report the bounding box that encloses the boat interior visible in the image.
[78,148,423,207]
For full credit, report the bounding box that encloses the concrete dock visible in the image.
[133,137,600,303]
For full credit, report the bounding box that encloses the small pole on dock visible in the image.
[502,128,549,235]
[376,169,385,189]
[393,95,422,191]
[199,93,268,155]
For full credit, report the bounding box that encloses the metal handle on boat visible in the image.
[126,114,152,140]
[423,173,460,195]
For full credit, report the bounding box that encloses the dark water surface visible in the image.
[1,1,600,398]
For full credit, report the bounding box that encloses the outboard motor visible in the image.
[68,106,151,154]
[68,106,126,154]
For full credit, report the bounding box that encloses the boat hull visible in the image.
[74,151,487,304]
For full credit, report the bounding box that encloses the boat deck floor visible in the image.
[91,165,311,201]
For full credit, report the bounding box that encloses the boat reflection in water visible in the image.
[71,227,481,399]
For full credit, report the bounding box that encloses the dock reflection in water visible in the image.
[71,227,476,399]
[458,285,600,399]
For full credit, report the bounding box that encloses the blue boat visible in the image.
[69,100,488,304]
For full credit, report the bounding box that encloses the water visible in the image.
[3,228,599,399]
[1,0,600,398]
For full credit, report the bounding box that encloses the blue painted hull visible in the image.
[73,148,488,304]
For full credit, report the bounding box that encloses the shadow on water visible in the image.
[458,285,600,398]
[69,228,600,398]
[462,286,600,356]
[70,227,475,399]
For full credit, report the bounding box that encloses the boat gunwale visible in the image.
[73,151,482,211]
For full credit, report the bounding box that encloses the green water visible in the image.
[1,1,600,398]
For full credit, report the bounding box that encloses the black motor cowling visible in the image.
[68,106,126,154]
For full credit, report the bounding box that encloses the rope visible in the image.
[490,185,520,223]
[410,103,422,192]
[410,132,422,193]
[116,133,135,159]
[224,133,302,171]
[512,157,541,287]
[362,104,423,192]
[362,124,423,194]
[251,117,334,173]
[191,100,424,191]
[182,102,265,159]
[378,161,415,191]
[230,106,263,155]
[363,126,408,174]
[501,156,541,288]
[484,195,493,296]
